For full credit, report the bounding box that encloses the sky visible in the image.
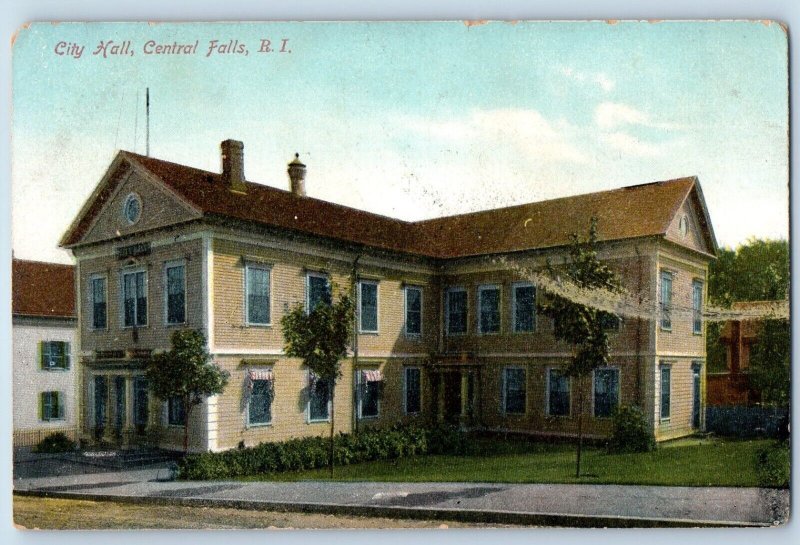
[11,21,789,264]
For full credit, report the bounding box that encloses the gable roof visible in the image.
[12,259,76,319]
[61,150,717,259]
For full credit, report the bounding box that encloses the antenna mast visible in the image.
[146,87,150,157]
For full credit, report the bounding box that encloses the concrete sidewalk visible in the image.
[14,468,789,528]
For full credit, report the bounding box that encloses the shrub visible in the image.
[33,432,76,454]
[756,440,790,488]
[607,405,656,454]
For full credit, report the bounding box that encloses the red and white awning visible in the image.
[362,369,383,382]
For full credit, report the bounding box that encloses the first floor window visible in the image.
[512,283,536,332]
[122,269,147,327]
[660,365,671,420]
[404,367,421,414]
[358,369,382,419]
[548,369,570,416]
[359,281,379,333]
[308,373,331,421]
[593,368,620,418]
[446,288,467,334]
[404,286,422,337]
[307,272,331,312]
[166,262,186,324]
[168,396,186,426]
[133,377,149,428]
[503,367,526,414]
[246,264,271,325]
[40,391,64,421]
[478,285,501,334]
[248,371,274,426]
[90,275,107,329]
[40,341,70,370]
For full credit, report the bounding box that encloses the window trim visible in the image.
[545,367,572,417]
[692,279,704,335]
[306,370,332,423]
[246,368,274,428]
[659,270,673,332]
[163,259,187,326]
[305,271,331,314]
[403,285,423,338]
[477,284,502,335]
[511,281,537,333]
[402,366,422,415]
[40,341,71,371]
[591,366,621,419]
[659,363,672,422]
[501,366,527,416]
[244,262,272,327]
[88,273,108,331]
[445,286,468,336]
[357,279,380,334]
[355,368,381,420]
[120,267,148,328]
[40,391,65,422]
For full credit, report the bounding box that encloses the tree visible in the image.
[748,318,790,407]
[281,277,355,478]
[539,218,622,478]
[146,329,230,452]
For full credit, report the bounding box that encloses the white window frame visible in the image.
[501,366,527,415]
[88,273,108,331]
[545,367,571,417]
[305,271,330,314]
[358,280,380,334]
[477,284,501,335]
[163,259,187,326]
[355,368,381,420]
[660,270,673,332]
[402,366,422,415]
[246,369,274,428]
[120,267,148,328]
[511,281,536,333]
[591,366,621,418]
[403,285,423,338]
[445,287,468,336]
[244,262,272,326]
[692,279,704,335]
[306,370,332,423]
[660,363,672,422]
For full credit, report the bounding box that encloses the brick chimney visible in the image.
[287,153,306,197]
[221,139,246,193]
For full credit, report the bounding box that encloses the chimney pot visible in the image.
[221,139,246,193]
[288,153,307,197]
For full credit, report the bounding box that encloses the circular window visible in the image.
[123,193,142,225]
[679,215,689,238]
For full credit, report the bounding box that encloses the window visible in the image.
[593,368,620,418]
[123,193,142,224]
[307,272,331,312]
[404,367,421,414]
[547,368,571,416]
[90,275,107,329]
[357,369,382,419]
[308,373,331,422]
[247,370,274,426]
[446,288,467,335]
[122,269,147,327]
[245,264,271,325]
[502,367,526,415]
[404,286,422,337]
[40,391,65,421]
[133,377,149,429]
[165,262,186,325]
[40,341,70,370]
[693,280,703,334]
[660,270,672,330]
[478,285,501,334]
[660,365,671,420]
[512,282,536,333]
[358,281,379,333]
[168,396,186,426]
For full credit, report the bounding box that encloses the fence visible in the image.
[705,406,789,438]
[13,426,79,448]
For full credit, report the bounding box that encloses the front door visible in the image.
[443,372,462,424]
[94,375,107,440]
[692,366,702,429]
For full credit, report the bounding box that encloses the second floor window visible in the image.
[404,286,422,337]
[660,271,672,330]
[359,281,379,333]
[40,341,70,370]
[446,288,467,335]
[165,262,186,324]
[512,282,536,333]
[692,280,703,334]
[478,285,501,334]
[122,270,147,327]
[90,276,107,329]
[246,264,271,325]
[307,272,331,312]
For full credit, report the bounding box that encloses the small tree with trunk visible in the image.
[539,218,622,478]
[146,329,230,452]
[281,280,355,478]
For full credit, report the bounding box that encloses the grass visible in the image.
[240,436,775,488]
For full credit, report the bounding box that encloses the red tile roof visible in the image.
[12,259,75,318]
[62,150,712,259]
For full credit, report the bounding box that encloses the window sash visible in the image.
[248,379,273,425]
[548,369,571,416]
[692,281,703,334]
[479,286,501,334]
[593,368,620,418]
[513,284,536,332]
[404,287,422,336]
[41,391,64,421]
[246,266,271,325]
[133,377,149,427]
[503,368,526,414]
[359,373,380,418]
[660,367,671,419]
[168,396,186,426]
[359,282,379,332]
[307,274,331,312]
[446,289,467,334]
[166,265,186,324]
[123,271,147,327]
[660,272,672,330]
[91,277,107,329]
[404,367,421,414]
[308,375,331,421]
[41,341,70,370]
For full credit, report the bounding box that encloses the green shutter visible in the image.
[38,342,45,370]
[56,392,65,419]
[39,392,44,421]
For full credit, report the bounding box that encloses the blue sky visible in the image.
[12,21,788,263]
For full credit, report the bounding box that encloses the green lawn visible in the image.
[241,437,775,487]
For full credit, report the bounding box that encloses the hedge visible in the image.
[177,424,467,480]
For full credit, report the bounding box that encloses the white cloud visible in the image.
[600,131,662,157]
[559,67,615,93]
[594,101,681,130]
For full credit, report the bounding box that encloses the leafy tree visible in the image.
[281,278,355,478]
[748,318,790,407]
[539,218,622,477]
[146,329,230,452]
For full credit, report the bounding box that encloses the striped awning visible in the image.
[248,369,274,382]
[362,369,383,382]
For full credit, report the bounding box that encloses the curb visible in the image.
[13,489,771,528]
